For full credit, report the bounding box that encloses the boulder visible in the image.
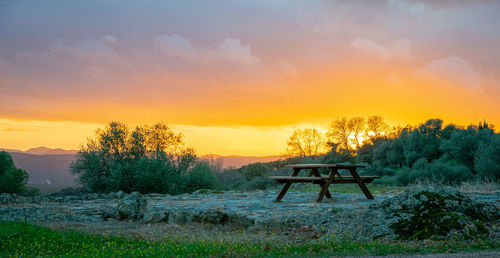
[107,191,126,199]
[0,193,12,204]
[378,187,499,240]
[142,206,169,223]
[117,191,147,220]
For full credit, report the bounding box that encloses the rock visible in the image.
[107,190,126,199]
[100,205,119,220]
[0,193,12,204]
[377,187,499,240]
[117,191,147,220]
[169,210,195,224]
[142,206,169,223]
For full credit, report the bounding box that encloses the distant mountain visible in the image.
[8,152,77,194]
[0,146,77,155]
[201,154,285,169]
[25,146,77,155]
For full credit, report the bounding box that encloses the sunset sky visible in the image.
[1,1,499,155]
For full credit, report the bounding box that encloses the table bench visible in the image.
[271,164,380,202]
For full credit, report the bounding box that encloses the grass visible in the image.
[1,221,499,257]
[290,183,404,194]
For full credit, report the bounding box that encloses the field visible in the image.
[1,221,499,257]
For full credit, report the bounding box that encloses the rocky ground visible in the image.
[1,187,499,243]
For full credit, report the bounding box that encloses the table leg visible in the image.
[274,168,300,202]
[311,168,332,199]
[315,181,331,202]
[349,168,374,199]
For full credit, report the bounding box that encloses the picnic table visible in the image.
[271,164,380,202]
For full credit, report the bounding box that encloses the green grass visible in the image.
[290,183,404,194]
[1,221,498,257]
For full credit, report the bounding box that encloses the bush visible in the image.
[0,151,30,194]
[474,134,500,182]
[134,157,179,194]
[245,176,276,190]
[215,169,246,189]
[376,160,474,186]
[240,163,270,181]
[185,162,217,193]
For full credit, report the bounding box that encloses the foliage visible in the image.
[286,128,326,157]
[390,190,494,240]
[245,176,276,190]
[360,119,499,185]
[71,122,216,194]
[239,163,270,181]
[0,151,30,194]
[474,133,500,181]
[1,221,499,257]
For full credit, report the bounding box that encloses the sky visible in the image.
[1,0,500,155]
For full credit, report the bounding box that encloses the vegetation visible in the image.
[1,221,498,257]
[390,191,493,240]
[0,151,38,195]
[281,117,499,187]
[68,117,499,194]
[358,119,499,185]
[71,122,216,194]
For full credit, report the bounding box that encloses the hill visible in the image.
[201,155,284,169]
[8,152,77,194]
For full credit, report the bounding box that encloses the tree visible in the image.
[286,128,326,157]
[347,117,365,149]
[327,117,351,152]
[0,151,29,194]
[474,133,500,181]
[71,122,205,194]
[366,115,388,139]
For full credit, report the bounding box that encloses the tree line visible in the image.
[287,117,499,185]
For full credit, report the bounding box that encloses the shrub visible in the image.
[0,151,30,194]
[240,163,270,181]
[185,162,217,193]
[215,169,246,189]
[474,134,500,182]
[245,176,276,190]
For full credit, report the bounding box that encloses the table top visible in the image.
[285,163,366,169]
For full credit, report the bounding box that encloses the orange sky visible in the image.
[1,1,499,155]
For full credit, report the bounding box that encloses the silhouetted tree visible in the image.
[347,117,365,149]
[286,128,325,158]
[327,117,352,153]
[366,115,388,139]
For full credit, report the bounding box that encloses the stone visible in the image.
[117,191,147,220]
[0,193,12,204]
[377,187,499,240]
[142,206,169,223]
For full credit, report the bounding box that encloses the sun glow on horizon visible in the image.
[1,1,500,156]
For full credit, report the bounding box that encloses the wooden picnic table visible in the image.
[271,164,379,202]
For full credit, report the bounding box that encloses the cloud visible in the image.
[50,37,117,60]
[215,38,259,64]
[415,56,481,91]
[155,34,200,62]
[350,38,413,60]
[155,34,259,65]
